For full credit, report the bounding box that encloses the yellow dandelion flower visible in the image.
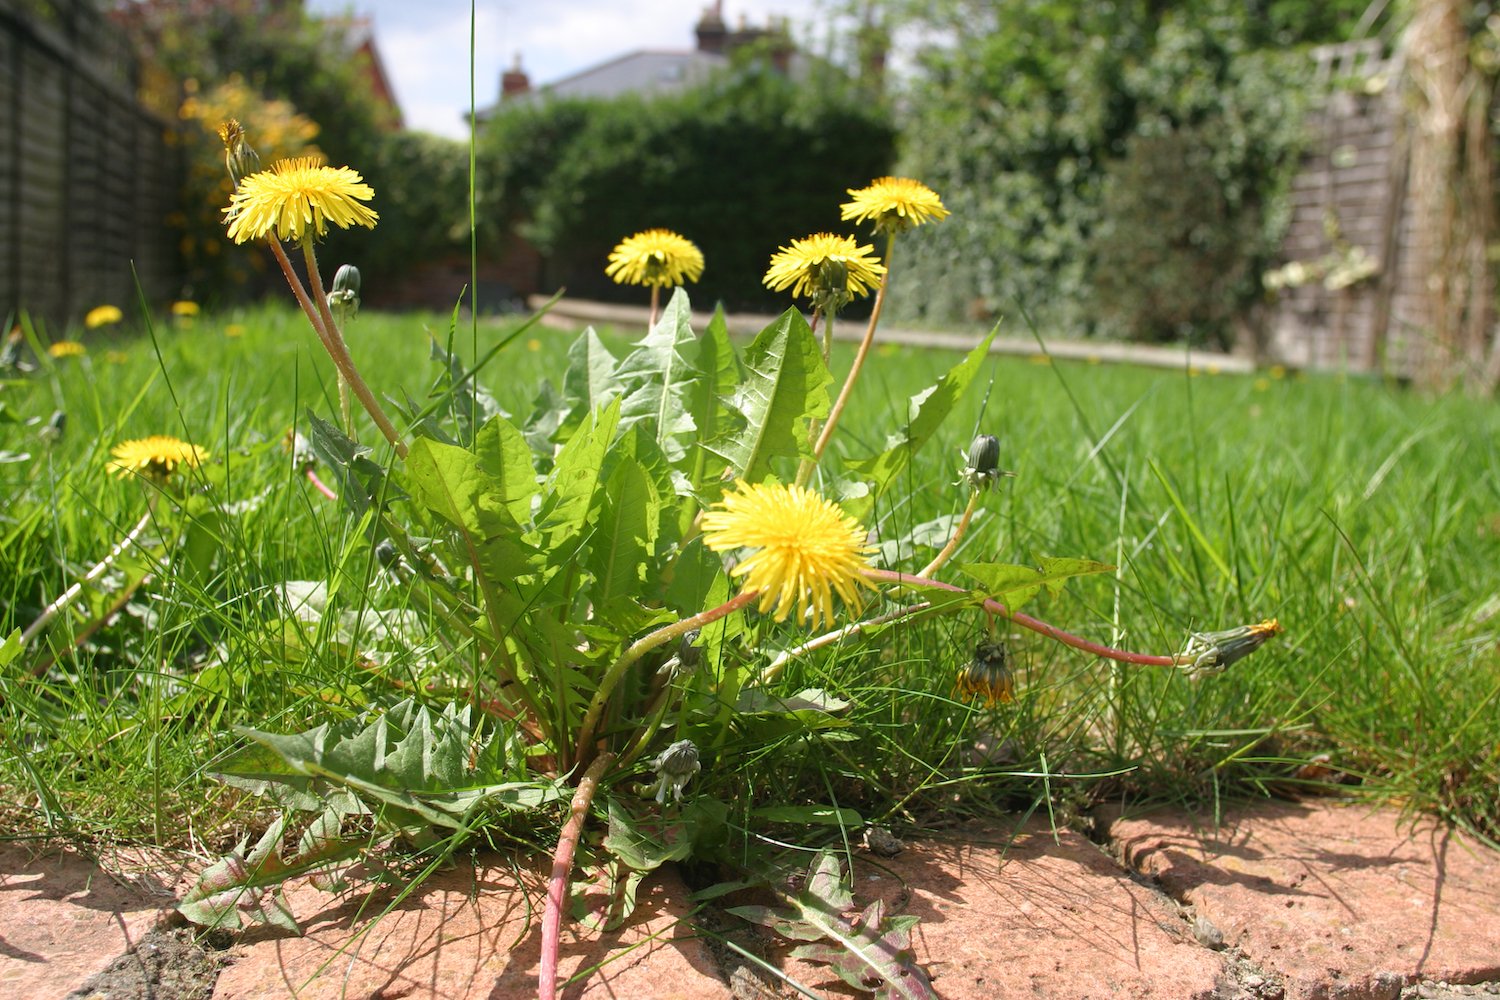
[224,156,378,244]
[85,305,123,329]
[108,436,209,480]
[171,300,200,317]
[840,176,950,234]
[605,229,705,288]
[224,324,245,338]
[104,350,130,365]
[702,480,875,629]
[763,233,886,310]
[48,340,87,358]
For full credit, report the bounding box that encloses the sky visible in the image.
[305,0,830,139]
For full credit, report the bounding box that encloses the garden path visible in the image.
[4,801,1497,999]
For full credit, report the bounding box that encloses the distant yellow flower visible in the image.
[605,229,704,288]
[224,324,246,338]
[108,436,209,480]
[702,480,874,628]
[48,340,87,358]
[841,176,949,234]
[763,233,886,311]
[224,156,378,244]
[104,350,130,365]
[85,305,123,329]
[526,338,542,352]
[171,300,200,317]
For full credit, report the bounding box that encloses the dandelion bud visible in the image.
[218,119,260,189]
[648,739,701,804]
[1180,619,1283,675]
[961,433,1011,492]
[956,639,1013,707]
[1,328,24,370]
[374,539,400,568]
[677,629,702,673]
[39,410,66,443]
[328,264,361,327]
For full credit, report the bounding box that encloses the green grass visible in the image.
[2,303,1498,850]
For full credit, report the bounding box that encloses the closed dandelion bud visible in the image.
[217,119,260,189]
[961,433,1010,492]
[328,264,361,326]
[374,539,400,568]
[649,739,701,804]
[40,409,66,443]
[678,629,702,673]
[1181,619,1283,675]
[956,639,1013,707]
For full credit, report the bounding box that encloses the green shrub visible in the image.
[479,61,896,311]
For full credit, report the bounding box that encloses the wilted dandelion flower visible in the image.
[702,480,875,628]
[85,305,123,329]
[763,233,885,312]
[1181,619,1283,675]
[841,176,949,234]
[956,639,1013,707]
[224,156,378,244]
[108,436,209,481]
[647,739,701,804]
[48,340,87,358]
[605,229,705,288]
[171,300,200,317]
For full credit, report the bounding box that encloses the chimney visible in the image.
[501,53,530,98]
[695,2,727,53]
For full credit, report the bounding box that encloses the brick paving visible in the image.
[5,802,1499,999]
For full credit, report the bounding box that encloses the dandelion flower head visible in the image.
[702,480,875,628]
[763,233,886,310]
[605,229,705,288]
[841,177,949,234]
[108,436,209,481]
[171,300,200,317]
[85,305,123,329]
[224,156,377,244]
[956,640,1014,708]
[48,340,87,358]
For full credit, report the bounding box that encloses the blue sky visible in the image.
[305,0,824,138]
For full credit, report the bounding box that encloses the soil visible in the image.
[65,925,231,1000]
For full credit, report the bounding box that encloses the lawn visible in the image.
[2,300,1497,861]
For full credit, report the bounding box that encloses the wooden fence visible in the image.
[0,0,181,335]
[1265,38,1432,376]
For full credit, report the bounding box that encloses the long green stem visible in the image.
[758,601,934,685]
[574,590,759,763]
[862,568,1190,667]
[812,232,895,467]
[918,491,980,578]
[268,238,406,457]
[299,240,407,458]
[20,509,153,648]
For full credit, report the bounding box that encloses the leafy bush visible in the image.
[479,61,897,311]
[885,1,1313,341]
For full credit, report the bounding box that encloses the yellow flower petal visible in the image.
[108,436,209,480]
[605,229,705,288]
[702,480,874,629]
[840,176,949,234]
[224,156,377,244]
[763,233,886,307]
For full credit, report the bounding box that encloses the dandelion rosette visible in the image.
[108,436,209,481]
[47,341,87,359]
[702,480,875,628]
[605,229,705,288]
[841,176,950,235]
[763,233,886,311]
[224,156,378,244]
[85,305,123,329]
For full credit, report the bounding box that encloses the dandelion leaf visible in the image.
[958,558,1115,611]
[847,327,996,497]
[709,308,831,484]
[617,287,697,462]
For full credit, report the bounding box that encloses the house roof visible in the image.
[475,49,727,121]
